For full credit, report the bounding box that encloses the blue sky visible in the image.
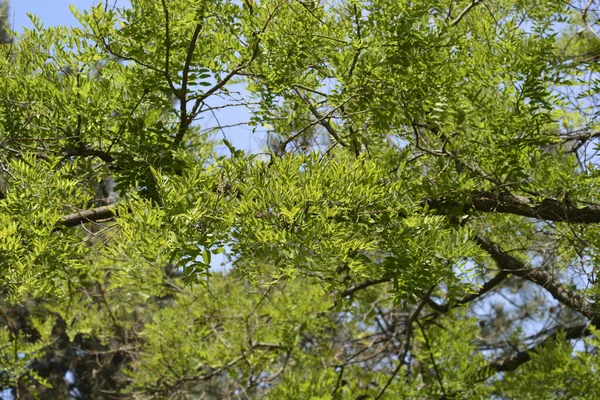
[10,0,96,30]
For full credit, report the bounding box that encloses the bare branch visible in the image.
[64,147,114,163]
[583,0,600,41]
[182,65,244,145]
[279,91,356,154]
[416,319,447,397]
[177,0,283,146]
[338,278,390,298]
[560,130,600,143]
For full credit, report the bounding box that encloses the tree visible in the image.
[1,0,600,398]
[0,1,10,44]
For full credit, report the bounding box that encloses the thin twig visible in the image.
[374,286,436,399]
[416,319,447,397]
[292,87,349,147]
[160,0,178,96]
[583,0,600,40]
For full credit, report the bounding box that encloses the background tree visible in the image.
[2,0,600,399]
[0,1,10,45]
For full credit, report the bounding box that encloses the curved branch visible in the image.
[174,22,203,147]
[451,0,484,26]
[475,234,598,322]
[160,0,178,96]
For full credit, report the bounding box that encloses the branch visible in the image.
[416,319,447,397]
[181,65,243,146]
[54,204,118,230]
[292,87,349,147]
[451,0,483,26]
[475,234,599,322]
[64,147,114,163]
[52,170,233,232]
[428,271,508,313]
[332,365,345,397]
[374,286,435,399]
[175,22,203,147]
[160,0,178,96]
[488,322,590,373]
[174,0,279,147]
[91,14,164,75]
[338,278,390,298]
[280,90,356,154]
[582,0,600,41]
[559,130,600,154]
[426,191,600,223]
[560,130,600,143]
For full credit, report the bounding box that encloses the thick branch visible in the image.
[426,191,600,223]
[560,130,600,143]
[64,147,114,163]
[55,204,118,230]
[475,235,598,322]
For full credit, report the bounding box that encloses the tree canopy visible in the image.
[2,0,600,398]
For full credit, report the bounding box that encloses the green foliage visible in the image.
[495,329,600,399]
[1,0,600,398]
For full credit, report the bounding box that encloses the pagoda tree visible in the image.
[1,0,600,398]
